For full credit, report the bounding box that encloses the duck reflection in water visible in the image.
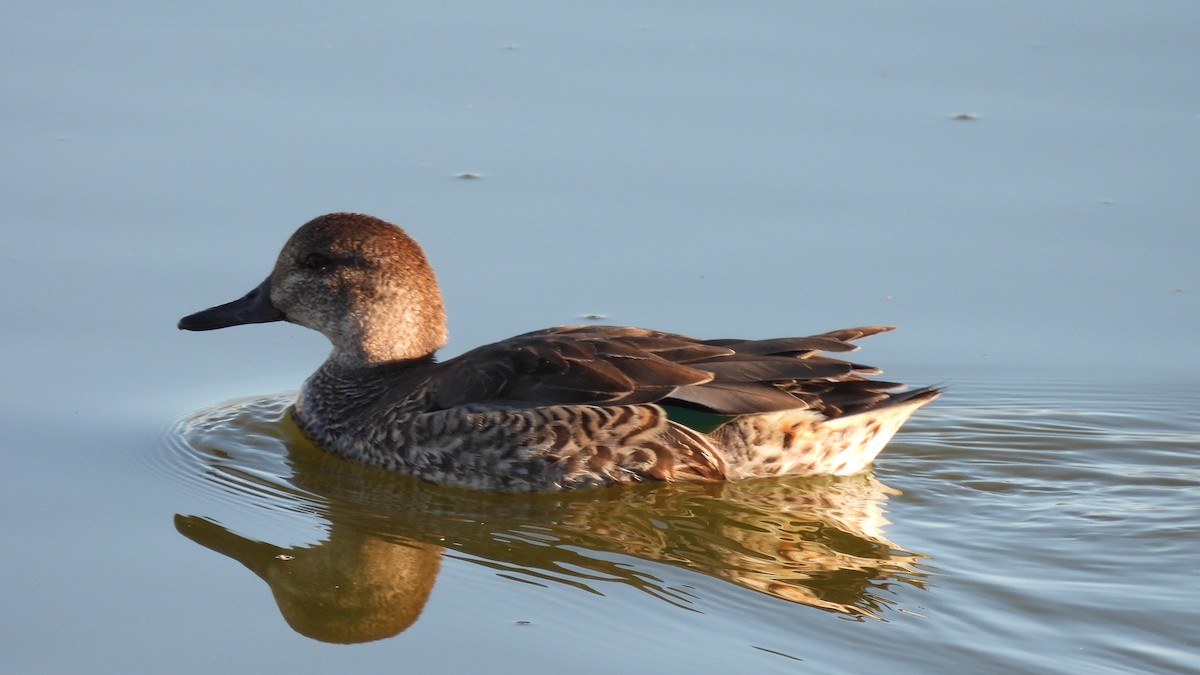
[173,397,930,644]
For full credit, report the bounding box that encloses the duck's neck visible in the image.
[332,296,449,366]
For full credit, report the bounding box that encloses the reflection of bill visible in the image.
[173,397,930,643]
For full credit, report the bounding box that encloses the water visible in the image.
[3,2,1199,673]
[142,372,1199,672]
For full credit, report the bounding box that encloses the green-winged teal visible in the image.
[179,213,939,491]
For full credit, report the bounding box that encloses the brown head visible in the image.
[179,213,448,366]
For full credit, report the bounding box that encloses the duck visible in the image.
[179,213,939,492]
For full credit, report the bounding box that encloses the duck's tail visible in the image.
[713,387,941,479]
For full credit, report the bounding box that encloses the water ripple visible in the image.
[871,372,1200,674]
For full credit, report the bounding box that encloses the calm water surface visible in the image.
[3,2,1199,673]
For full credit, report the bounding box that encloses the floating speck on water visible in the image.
[514,620,531,626]
[455,172,482,180]
[950,112,978,121]
[751,645,803,662]
[582,313,606,321]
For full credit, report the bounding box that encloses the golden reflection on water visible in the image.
[170,396,930,644]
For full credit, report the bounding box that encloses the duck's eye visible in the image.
[301,251,333,271]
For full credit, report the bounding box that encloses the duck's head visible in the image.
[179,213,448,366]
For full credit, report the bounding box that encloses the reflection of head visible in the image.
[176,516,440,644]
[267,537,440,644]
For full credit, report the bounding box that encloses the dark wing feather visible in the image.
[702,335,859,355]
[432,324,910,418]
[669,381,810,414]
[812,325,895,343]
[698,355,853,382]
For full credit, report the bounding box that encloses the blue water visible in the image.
[3,2,1198,673]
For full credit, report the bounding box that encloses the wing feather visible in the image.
[432,324,910,418]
